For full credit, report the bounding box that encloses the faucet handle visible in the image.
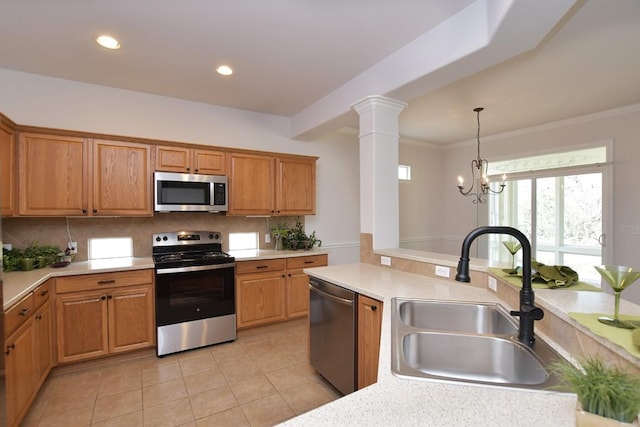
[510,305,544,321]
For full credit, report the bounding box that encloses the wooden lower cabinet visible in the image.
[236,271,286,329]
[5,318,36,427]
[56,290,109,362]
[34,300,53,386]
[55,270,155,363]
[357,294,383,390]
[4,280,53,427]
[236,254,328,329]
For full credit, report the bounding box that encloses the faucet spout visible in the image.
[455,226,543,346]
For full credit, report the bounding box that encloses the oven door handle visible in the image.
[156,263,235,274]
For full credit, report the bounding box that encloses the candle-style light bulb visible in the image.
[502,174,506,183]
[457,176,464,187]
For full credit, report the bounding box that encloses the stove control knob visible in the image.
[155,236,161,242]
[162,236,168,241]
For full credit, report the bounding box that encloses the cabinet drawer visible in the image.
[56,269,153,294]
[236,259,285,275]
[33,281,52,309]
[5,292,34,336]
[286,254,327,270]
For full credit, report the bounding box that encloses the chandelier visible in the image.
[457,107,505,204]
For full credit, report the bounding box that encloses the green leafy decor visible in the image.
[551,357,640,423]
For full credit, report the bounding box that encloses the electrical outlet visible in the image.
[488,277,497,292]
[68,242,78,254]
[265,234,271,243]
[435,265,450,278]
[380,256,391,266]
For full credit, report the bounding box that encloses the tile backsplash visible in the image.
[3,214,299,261]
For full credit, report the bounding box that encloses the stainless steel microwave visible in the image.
[154,172,228,213]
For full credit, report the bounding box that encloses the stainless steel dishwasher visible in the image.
[309,277,356,395]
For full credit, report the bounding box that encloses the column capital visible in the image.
[351,95,407,116]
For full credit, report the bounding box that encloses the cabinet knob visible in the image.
[371,305,377,311]
[100,295,107,300]
[195,169,199,172]
[82,209,87,214]
[93,209,98,213]
[186,167,190,172]
[108,295,113,299]
[5,344,15,355]
[36,314,42,320]
[41,289,49,296]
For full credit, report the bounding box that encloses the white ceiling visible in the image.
[0,0,638,144]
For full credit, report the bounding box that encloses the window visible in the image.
[488,145,609,285]
[229,232,259,251]
[88,237,133,259]
[398,164,411,181]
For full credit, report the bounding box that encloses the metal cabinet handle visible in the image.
[5,344,15,355]
[304,260,314,264]
[36,314,42,320]
[371,305,377,311]
[18,308,31,316]
[256,265,268,269]
[40,289,49,296]
[97,279,116,285]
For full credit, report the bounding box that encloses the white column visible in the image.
[352,95,407,250]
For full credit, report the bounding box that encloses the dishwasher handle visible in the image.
[309,283,354,306]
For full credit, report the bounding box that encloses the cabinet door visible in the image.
[56,291,109,363]
[236,272,285,328]
[92,139,152,216]
[228,152,275,215]
[193,149,226,174]
[108,285,155,353]
[286,269,310,319]
[155,145,191,172]
[5,318,36,427]
[276,157,316,215]
[357,295,383,390]
[1,122,15,216]
[33,300,53,386]
[18,133,88,216]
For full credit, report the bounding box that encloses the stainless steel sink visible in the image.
[397,299,518,335]
[391,298,564,390]
[402,332,548,385]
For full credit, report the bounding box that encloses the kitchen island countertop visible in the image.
[284,262,582,427]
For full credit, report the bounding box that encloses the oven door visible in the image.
[155,263,235,327]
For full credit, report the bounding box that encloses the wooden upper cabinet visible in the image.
[228,152,317,216]
[228,152,275,215]
[92,139,152,216]
[155,145,226,175]
[18,133,88,216]
[1,122,15,216]
[276,156,316,215]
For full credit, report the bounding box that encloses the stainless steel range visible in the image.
[152,230,236,356]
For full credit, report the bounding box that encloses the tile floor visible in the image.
[22,318,342,427]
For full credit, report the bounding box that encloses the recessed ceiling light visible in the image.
[96,35,120,50]
[216,65,233,76]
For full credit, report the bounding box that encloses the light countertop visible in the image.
[2,257,154,310]
[281,262,639,427]
[228,248,327,260]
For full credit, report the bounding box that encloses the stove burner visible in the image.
[152,231,234,269]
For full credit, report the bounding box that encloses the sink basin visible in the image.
[397,299,518,335]
[391,298,565,390]
[402,332,548,385]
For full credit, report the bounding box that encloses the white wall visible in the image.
[0,69,362,264]
[398,139,444,252]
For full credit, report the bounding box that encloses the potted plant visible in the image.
[271,221,290,251]
[551,357,640,426]
[283,217,321,250]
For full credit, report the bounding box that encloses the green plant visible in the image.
[3,248,23,272]
[283,217,321,250]
[551,357,640,423]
